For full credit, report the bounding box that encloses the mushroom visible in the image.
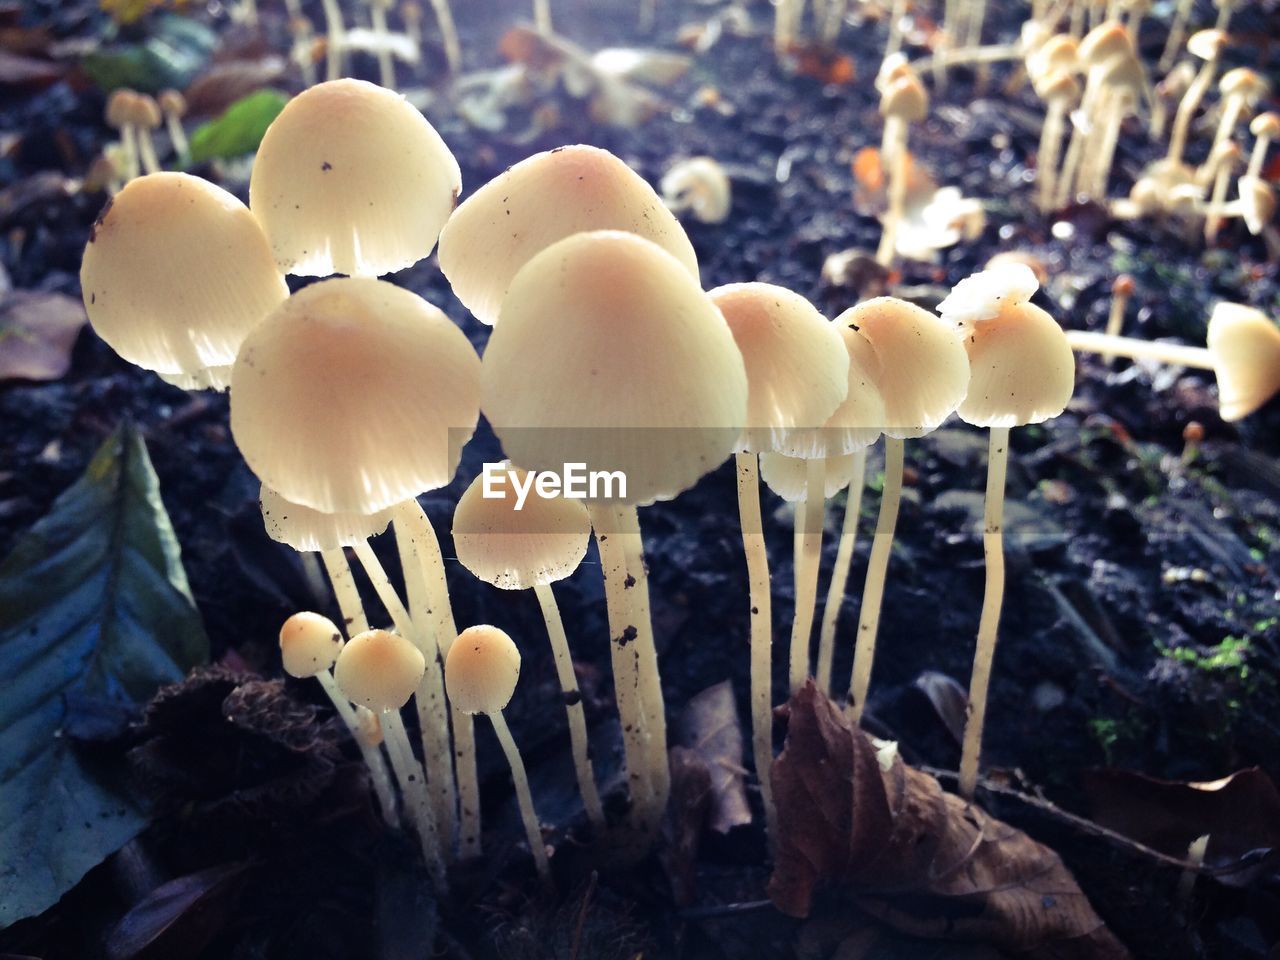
[157,90,189,165]
[707,281,851,844]
[368,0,396,87]
[80,172,288,387]
[1203,140,1244,243]
[289,15,320,87]
[230,276,481,855]
[1103,273,1135,358]
[1230,175,1275,235]
[451,464,604,832]
[445,625,549,881]
[1247,112,1280,179]
[249,78,461,278]
[279,611,399,825]
[480,230,747,837]
[321,0,347,80]
[838,297,970,722]
[1065,302,1280,420]
[936,264,1074,800]
[335,629,446,886]
[1151,60,1195,141]
[660,156,731,224]
[438,144,698,326]
[426,0,462,73]
[1200,68,1270,184]
[534,0,552,34]
[876,69,929,266]
[1080,51,1145,198]
[1035,70,1081,212]
[105,89,140,181]
[1166,30,1229,171]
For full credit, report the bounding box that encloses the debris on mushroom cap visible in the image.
[445,624,522,715]
[230,277,480,515]
[954,298,1075,428]
[759,450,865,502]
[80,172,288,377]
[260,484,393,553]
[661,156,731,224]
[835,297,969,439]
[452,462,591,590]
[249,78,461,278]
[936,263,1040,329]
[879,73,927,121]
[1207,302,1280,421]
[895,186,985,262]
[985,251,1049,285]
[334,629,426,711]
[279,611,344,678]
[481,230,747,506]
[708,282,849,457]
[438,144,698,326]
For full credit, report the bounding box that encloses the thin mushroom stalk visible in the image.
[315,670,401,824]
[788,457,826,693]
[815,450,867,695]
[876,115,908,265]
[369,0,396,87]
[489,711,550,881]
[1037,86,1072,211]
[322,0,346,80]
[427,0,462,72]
[1064,329,1215,367]
[381,706,448,886]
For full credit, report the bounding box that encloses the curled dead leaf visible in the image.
[0,290,87,382]
[678,680,751,834]
[768,684,1130,959]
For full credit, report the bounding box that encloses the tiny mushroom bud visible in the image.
[249,79,461,277]
[660,156,731,223]
[1104,273,1136,350]
[438,144,698,325]
[876,70,929,265]
[157,89,189,163]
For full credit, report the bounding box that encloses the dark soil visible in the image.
[2,0,1280,958]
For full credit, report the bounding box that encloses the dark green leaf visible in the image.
[188,90,289,164]
[80,14,217,94]
[0,424,208,927]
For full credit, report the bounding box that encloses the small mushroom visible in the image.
[1201,68,1270,183]
[876,68,929,266]
[132,94,163,175]
[1166,29,1229,170]
[660,156,731,224]
[1246,112,1280,179]
[1203,140,1244,243]
[445,625,549,881]
[1035,70,1081,212]
[157,89,189,164]
[1103,273,1136,357]
[105,89,140,181]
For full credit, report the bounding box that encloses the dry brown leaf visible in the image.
[0,48,62,88]
[678,679,751,834]
[781,41,855,85]
[183,57,287,117]
[0,290,87,382]
[768,684,1131,959]
[850,147,936,217]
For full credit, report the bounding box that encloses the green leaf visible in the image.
[0,423,208,927]
[188,89,289,164]
[81,13,217,94]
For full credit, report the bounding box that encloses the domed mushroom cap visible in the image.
[445,624,521,715]
[481,230,747,506]
[1079,21,1132,68]
[249,78,461,278]
[279,611,343,678]
[1220,67,1269,102]
[1029,35,1079,82]
[1186,29,1228,61]
[1250,112,1280,139]
[1035,69,1081,105]
[260,484,393,552]
[1207,302,1280,421]
[707,282,848,457]
[880,73,928,121]
[759,451,865,502]
[438,144,698,326]
[230,277,480,515]
[821,327,887,453]
[1235,175,1275,235]
[334,629,425,711]
[835,297,969,439]
[80,172,288,377]
[452,463,591,590]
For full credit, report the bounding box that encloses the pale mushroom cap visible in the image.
[80,172,289,375]
[481,230,747,506]
[823,327,888,452]
[157,89,186,117]
[708,282,849,457]
[660,157,731,224]
[936,262,1040,329]
[1036,69,1081,104]
[135,94,162,129]
[1236,176,1275,235]
[834,297,969,439]
[1207,302,1280,421]
[260,484,393,553]
[956,301,1075,427]
[334,629,425,711]
[880,74,928,121]
[105,89,134,128]
[759,451,865,503]
[452,464,591,590]
[249,78,461,277]
[1186,29,1227,60]
[445,624,521,715]
[1220,67,1268,100]
[230,277,481,515]
[1028,36,1080,82]
[1078,21,1132,67]
[984,251,1048,285]
[438,144,699,326]
[1250,112,1280,138]
[279,611,344,678]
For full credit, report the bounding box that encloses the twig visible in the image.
[678,899,774,920]
[569,871,597,960]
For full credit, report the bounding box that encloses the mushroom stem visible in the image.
[533,0,552,34]
[788,458,826,693]
[314,669,400,825]
[164,114,189,166]
[1247,134,1272,180]
[1103,288,1131,359]
[381,708,448,889]
[370,1,396,88]
[532,581,606,831]
[488,710,551,882]
[1167,56,1219,168]
[957,426,1010,800]
[1203,96,1245,181]
[351,540,415,633]
[885,0,908,57]
[391,500,481,859]
[1203,160,1235,243]
[394,512,459,855]
[734,451,777,847]
[876,115,908,266]
[848,436,904,726]
[137,129,161,175]
[1037,98,1069,212]
[815,450,867,695]
[1064,329,1214,368]
[322,0,346,81]
[1158,0,1194,71]
[820,0,846,41]
[587,505,659,834]
[320,548,370,635]
[426,0,462,73]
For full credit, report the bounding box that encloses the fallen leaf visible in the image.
[0,290,87,382]
[183,56,287,116]
[1083,767,1280,887]
[104,862,250,960]
[187,88,288,163]
[80,13,216,94]
[660,746,712,907]
[781,41,855,85]
[768,684,1130,959]
[0,49,62,88]
[678,680,751,834]
[0,424,208,927]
